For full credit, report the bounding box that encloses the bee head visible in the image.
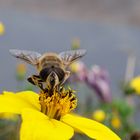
[39,66,65,89]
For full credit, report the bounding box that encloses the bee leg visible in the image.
[57,71,70,94]
[27,75,44,91]
[60,71,70,85]
[59,86,64,92]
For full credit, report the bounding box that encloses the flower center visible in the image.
[39,87,77,120]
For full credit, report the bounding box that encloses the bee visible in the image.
[10,49,86,93]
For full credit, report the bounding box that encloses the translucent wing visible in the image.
[9,49,41,65]
[59,49,86,66]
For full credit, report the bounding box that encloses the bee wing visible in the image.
[9,49,41,65]
[59,49,86,66]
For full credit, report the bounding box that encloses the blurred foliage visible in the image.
[0,115,20,140]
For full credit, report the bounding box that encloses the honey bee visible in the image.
[10,49,86,92]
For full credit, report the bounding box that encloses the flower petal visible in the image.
[0,91,40,114]
[61,114,121,140]
[20,108,74,140]
[12,91,40,110]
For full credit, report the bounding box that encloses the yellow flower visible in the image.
[130,76,140,94]
[70,62,80,73]
[92,110,106,122]
[16,63,27,80]
[0,22,5,35]
[0,89,120,140]
[111,116,121,129]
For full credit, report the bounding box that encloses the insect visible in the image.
[10,49,86,93]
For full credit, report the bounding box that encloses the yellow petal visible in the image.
[61,114,121,140]
[13,91,40,110]
[0,91,40,114]
[20,108,74,140]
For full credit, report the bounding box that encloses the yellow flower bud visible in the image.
[71,38,80,49]
[0,22,5,35]
[92,110,106,122]
[130,76,140,94]
[70,62,80,73]
[111,116,121,129]
[16,63,27,80]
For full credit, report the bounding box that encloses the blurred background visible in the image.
[1,0,140,140]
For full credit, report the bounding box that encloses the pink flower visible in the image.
[87,65,112,103]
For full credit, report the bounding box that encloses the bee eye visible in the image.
[39,68,51,81]
[54,68,65,82]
